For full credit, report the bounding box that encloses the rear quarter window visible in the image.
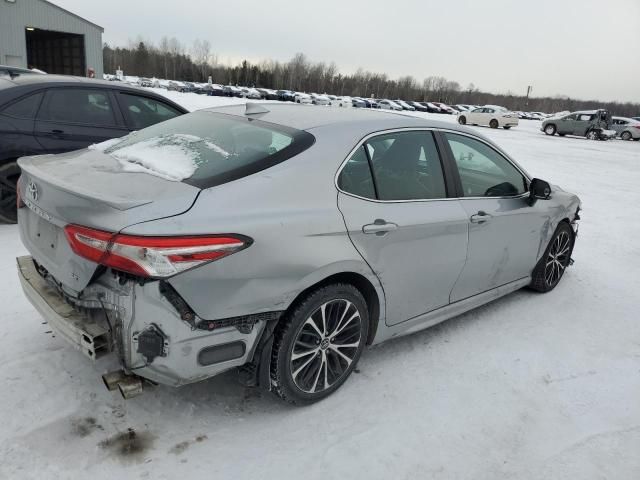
[1,92,43,118]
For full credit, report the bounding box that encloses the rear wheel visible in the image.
[544,124,556,136]
[0,161,19,224]
[270,283,369,405]
[621,131,632,141]
[489,119,499,129]
[529,223,574,293]
[458,116,467,125]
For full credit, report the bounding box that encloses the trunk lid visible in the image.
[17,149,200,295]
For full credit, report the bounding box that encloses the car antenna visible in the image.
[245,103,269,116]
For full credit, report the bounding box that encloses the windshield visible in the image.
[101,111,315,188]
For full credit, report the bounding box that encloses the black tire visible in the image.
[529,222,575,293]
[558,133,566,137]
[503,126,511,130]
[270,283,369,405]
[621,131,632,141]
[0,161,20,224]
[586,129,599,140]
[458,116,467,125]
[489,119,499,129]
[544,124,557,136]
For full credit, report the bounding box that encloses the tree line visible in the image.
[103,38,640,116]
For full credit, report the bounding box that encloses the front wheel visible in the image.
[270,283,369,405]
[489,119,499,129]
[0,161,20,224]
[503,126,511,130]
[529,223,575,293]
[458,116,467,125]
[544,124,557,136]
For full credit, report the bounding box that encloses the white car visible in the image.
[330,96,352,108]
[294,93,313,104]
[458,105,519,129]
[611,116,640,141]
[378,99,403,111]
[310,93,331,106]
[239,87,262,99]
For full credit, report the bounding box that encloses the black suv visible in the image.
[0,75,188,223]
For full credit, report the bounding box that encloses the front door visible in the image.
[34,88,128,153]
[337,130,468,325]
[442,131,548,302]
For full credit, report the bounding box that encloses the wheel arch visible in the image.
[281,271,382,345]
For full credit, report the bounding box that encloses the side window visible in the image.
[337,145,376,199]
[38,89,116,125]
[367,131,447,201]
[1,92,43,118]
[119,93,182,129]
[445,133,527,197]
[578,114,592,121]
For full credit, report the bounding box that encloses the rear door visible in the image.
[34,87,129,153]
[574,113,593,136]
[337,129,468,325]
[441,131,548,302]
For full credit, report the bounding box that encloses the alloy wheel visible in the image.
[290,299,362,394]
[544,231,571,287]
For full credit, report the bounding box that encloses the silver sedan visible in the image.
[16,104,580,404]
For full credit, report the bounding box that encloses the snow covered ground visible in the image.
[1,91,639,479]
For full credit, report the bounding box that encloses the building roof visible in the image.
[41,0,104,32]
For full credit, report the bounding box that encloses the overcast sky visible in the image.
[54,0,640,103]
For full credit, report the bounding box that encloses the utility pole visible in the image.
[525,85,532,109]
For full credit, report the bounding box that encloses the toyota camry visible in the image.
[16,103,580,404]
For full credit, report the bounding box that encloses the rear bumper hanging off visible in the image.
[17,255,111,360]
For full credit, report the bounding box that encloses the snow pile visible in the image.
[104,133,230,181]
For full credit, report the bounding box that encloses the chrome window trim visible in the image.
[334,126,531,204]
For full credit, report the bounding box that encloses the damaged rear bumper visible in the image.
[17,255,111,359]
[17,255,279,390]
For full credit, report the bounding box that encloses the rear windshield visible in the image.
[101,110,315,188]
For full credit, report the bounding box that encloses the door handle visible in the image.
[470,211,492,224]
[362,219,398,235]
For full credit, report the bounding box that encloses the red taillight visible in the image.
[64,224,250,278]
[634,126,640,130]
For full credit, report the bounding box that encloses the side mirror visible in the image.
[528,178,551,205]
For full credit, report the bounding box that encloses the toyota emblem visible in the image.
[27,180,39,202]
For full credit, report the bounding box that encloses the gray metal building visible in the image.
[0,0,103,77]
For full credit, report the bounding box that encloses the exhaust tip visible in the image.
[102,370,126,391]
[117,375,144,400]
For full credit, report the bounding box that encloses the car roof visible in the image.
[0,74,188,112]
[205,102,478,134]
[1,74,143,90]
